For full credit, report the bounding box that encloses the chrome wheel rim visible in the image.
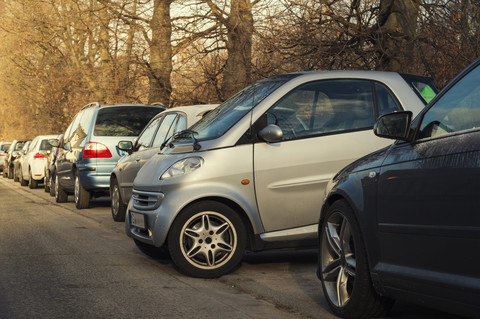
[320,211,356,307]
[180,212,237,270]
[112,185,120,216]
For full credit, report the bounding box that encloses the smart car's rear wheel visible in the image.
[133,239,170,259]
[74,174,90,209]
[319,200,393,318]
[55,175,68,203]
[111,180,127,222]
[168,201,246,278]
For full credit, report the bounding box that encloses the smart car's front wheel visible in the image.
[168,201,246,278]
[319,200,393,319]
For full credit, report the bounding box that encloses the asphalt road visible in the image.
[0,177,460,319]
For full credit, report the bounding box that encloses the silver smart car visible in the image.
[125,71,437,278]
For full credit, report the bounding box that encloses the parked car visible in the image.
[53,102,165,209]
[13,141,31,182]
[18,135,57,188]
[3,140,27,179]
[0,141,12,172]
[44,134,63,194]
[110,104,218,222]
[124,70,437,278]
[317,58,480,318]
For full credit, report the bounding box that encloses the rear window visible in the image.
[14,142,26,151]
[1,144,10,152]
[94,106,162,136]
[400,74,439,104]
[40,139,53,151]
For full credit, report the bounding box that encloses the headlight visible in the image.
[160,157,204,180]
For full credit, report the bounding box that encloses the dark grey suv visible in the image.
[53,102,165,209]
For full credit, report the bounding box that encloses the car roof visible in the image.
[155,104,219,126]
[81,102,166,111]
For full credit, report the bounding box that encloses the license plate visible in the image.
[131,212,146,229]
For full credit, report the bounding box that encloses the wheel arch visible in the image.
[321,188,384,295]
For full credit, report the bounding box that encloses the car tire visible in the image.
[19,167,28,186]
[133,239,170,259]
[74,174,90,209]
[44,173,50,193]
[111,179,127,222]
[13,167,19,182]
[167,201,247,278]
[319,200,394,318]
[28,171,38,189]
[55,174,68,203]
[49,175,56,197]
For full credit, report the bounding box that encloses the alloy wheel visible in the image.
[320,211,356,307]
[179,211,237,269]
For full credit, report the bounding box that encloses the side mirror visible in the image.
[374,111,412,141]
[118,141,134,154]
[63,143,71,151]
[258,124,283,143]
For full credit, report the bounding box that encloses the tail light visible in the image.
[34,153,49,159]
[83,142,112,159]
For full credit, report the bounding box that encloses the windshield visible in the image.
[186,74,299,142]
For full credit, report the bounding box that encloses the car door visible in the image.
[254,79,396,233]
[376,63,480,305]
[118,112,179,202]
[56,108,92,191]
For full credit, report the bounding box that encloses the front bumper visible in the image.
[125,189,167,247]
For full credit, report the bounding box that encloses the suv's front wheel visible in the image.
[167,201,247,278]
[74,174,90,209]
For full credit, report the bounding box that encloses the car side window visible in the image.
[152,114,178,147]
[28,138,38,152]
[63,111,84,147]
[136,116,163,151]
[266,79,374,141]
[174,115,187,134]
[418,65,480,139]
[374,82,402,116]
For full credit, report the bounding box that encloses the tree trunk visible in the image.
[221,0,254,100]
[148,0,172,106]
[377,0,420,72]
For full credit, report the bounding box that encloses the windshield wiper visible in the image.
[160,129,201,151]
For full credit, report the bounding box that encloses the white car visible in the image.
[19,135,57,188]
